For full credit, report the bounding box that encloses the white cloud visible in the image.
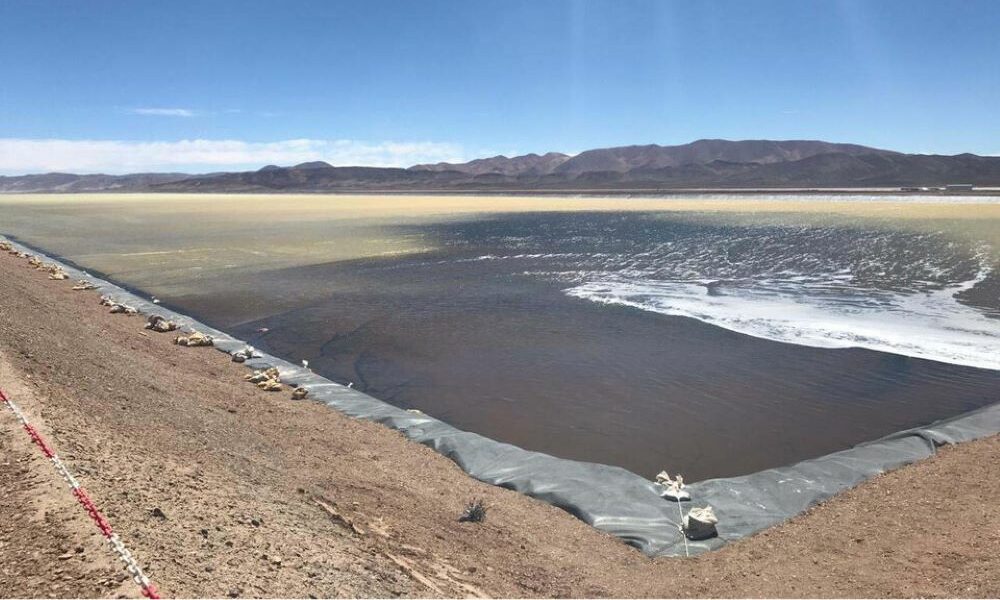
[0,138,468,174]
[130,107,198,117]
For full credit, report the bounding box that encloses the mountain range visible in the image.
[3,139,998,193]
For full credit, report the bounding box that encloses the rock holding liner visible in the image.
[174,331,214,347]
[145,315,179,333]
[257,379,282,392]
[245,368,280,384]
[656,471,691,502]
[72,280,97,291]
[108,303,139,315]
[245,367,282,392]
[231,346,257,363]
[683,506,718,540]
[98,295,138,315]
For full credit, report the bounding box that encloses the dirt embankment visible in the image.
[0,248,998,598]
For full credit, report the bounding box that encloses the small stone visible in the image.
[205,565,214,573]
[228,587,241,598]
[250,518,261,527]
[150,507,167,520]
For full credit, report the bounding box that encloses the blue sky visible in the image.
[1,0,998,174]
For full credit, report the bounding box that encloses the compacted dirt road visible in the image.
[0,248,998,598]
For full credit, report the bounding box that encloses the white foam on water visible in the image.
[406,213,1000,372]
[566,267,1000,372]
[647,193,1000,205]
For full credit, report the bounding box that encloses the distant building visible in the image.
[945,184,975,191]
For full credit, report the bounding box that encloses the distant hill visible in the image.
[550,139,897,174]
[3,139,999,193]
[0,172,188,193]
[412,152,570,176]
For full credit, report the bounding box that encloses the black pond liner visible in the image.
[7,236,998,557]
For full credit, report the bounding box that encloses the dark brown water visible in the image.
[164,212,1000,481]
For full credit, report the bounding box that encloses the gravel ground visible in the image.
[0,248,997,598]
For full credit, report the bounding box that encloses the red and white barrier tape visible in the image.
[0,387,161,599]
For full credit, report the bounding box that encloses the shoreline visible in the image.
[1,240,999,596]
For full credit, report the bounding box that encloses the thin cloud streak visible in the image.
[130,107,198,117]
[0,138,468,174]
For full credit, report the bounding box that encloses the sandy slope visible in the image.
[0,249,998,598]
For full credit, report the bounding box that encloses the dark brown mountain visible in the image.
[150,163,464,193]
[552,139,898,174]
[2,139,998,193]
[291,161,335,170]
[411,152,570,176]
[412,139,896,177]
